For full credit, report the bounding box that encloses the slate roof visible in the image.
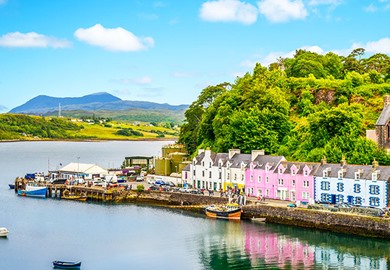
[194,152,205,165]
[182,163,191,171]
[279,161,320,176]
[252,155,285,171]
[314,163,390,181]
[213,153,229,166]
[376,105,390,126]
[228,153,251,168]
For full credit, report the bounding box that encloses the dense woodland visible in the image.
[179,48,390,165]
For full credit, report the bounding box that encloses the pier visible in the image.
[14,178,115,202]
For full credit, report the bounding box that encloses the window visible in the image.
[266,176,269,183]
[337,194,344,203]
[258,189,262,196]
[303,180,309,187]
[292,170,296,176]
[193,170,196,176]
[279,168,283,174]
[209,171,212,178]
[218,163,221,169]
[354,197,362,205]
[369,197,380,207]
[250,175,253,182]
[320,193,328,202]
[321,181,330,191]
[323,170,329,177]
[234,174,237,180]
[355,172,360,180]
[354,184,361,193]
[338,171,343,179]
[292,180,295,186]
[209,162,212,168]
[202,161,204,167]
[202,171,205,177]
[278,179,284,186]
[303,192,309,200]
[337,183,344,192]
[258,176,262,183]
[219,172,221,179]
[227,173,230,180]
[266,189,269,197]
[304,170,308,176]
[372,172,377,181]
[369,185,380,195]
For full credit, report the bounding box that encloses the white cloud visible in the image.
[0,32,71,48]
[308,0,342,6]
[353,38,390,54]
[0,0,7,5]
[74,24,154,52]
[364,4,377,12]
[199,0,258,25]
[258,0,307,23]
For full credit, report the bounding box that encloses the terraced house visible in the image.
[314,157,390,208]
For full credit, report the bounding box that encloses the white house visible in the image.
[314,158,389,209]
[58,163,108,180]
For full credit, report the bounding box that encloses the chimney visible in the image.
[251,150,265,161]
[384,95,390,107]
[340,155,347,167]
[372,158,379,169]
[205,148,211,157]
[229,149,241,159]
[321,156,327,165]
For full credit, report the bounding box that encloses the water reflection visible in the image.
[198,220,389,270]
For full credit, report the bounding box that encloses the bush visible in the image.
[136,185,145,192]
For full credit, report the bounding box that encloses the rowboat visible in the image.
[17,184,47,198]
[0,227,8,237]
[205,204,242,220]
[251,217,266,223]
[52,260,81,269]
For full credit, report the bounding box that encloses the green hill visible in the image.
[178,49,390,165]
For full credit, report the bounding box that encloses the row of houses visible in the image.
[181,149,390,209]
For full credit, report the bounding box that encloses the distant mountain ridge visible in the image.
[9,92,188,115]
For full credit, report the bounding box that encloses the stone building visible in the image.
[366,95,390,150]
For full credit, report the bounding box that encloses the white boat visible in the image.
[0,227,9,237]
[17,184,47,198]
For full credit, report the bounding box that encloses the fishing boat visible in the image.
[0,227,8,237]
[8,184,15,189]
[17,184,47,198]
[52,260,81,269]
[205,203,242,220]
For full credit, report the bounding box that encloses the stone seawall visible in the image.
[242,204,390,239]
[111,190,390,239]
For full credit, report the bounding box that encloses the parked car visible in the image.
[166,181,176,187]
[148,185,160,191]
[155,180,166,186]
[179,187,192,193]
[287,203,297,208]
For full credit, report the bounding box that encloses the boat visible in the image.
[205,204,242,220]
[51,178,67,185]
[8,184,15,189]
[251,217,266,223]
[52,260,81,269]
[0,227,8,237]
[17,184,47,198]
[61,191,87,202]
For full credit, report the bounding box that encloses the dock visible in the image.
[14,178,115,202]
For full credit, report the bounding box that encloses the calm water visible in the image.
[0,141,389,270]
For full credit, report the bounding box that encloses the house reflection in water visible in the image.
[244,226,315,269]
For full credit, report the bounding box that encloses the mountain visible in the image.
[9,92,188,123]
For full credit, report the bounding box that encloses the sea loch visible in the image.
[0,141,389,270]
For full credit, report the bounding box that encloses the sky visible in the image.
[1,0,390,112]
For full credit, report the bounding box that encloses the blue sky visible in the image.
[1,0,390,111]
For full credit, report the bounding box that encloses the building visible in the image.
[314,157,390,208]
[366,95,390,150]
[154,144,189,176]
[58,162,108,180]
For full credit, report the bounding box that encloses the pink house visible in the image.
[273,161,319,203]
[245,153,285,199]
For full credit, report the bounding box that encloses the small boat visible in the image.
[8,184,15,189]
[205,204,242,220]
[61,191,87,202]
[251,217,266,223]
[0,227,9,237]
[17,184,47,198]
[52,260,81,269]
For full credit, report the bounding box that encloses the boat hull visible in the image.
[17,186,47,198]
[8,184,15,189]
[205,206,242,220]
[53,260,81,269]
[0,228,8,237]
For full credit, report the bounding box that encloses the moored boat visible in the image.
[52,260,81,269]
[17,184,47,198]
[251,217,266,223]
[0,227,9,237]
[205,204,242,220]
[61,191,87,202]
[8,184,15,189]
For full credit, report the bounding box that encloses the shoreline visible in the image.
[0,137,177,143]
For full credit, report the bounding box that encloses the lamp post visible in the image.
[77,157,80,179]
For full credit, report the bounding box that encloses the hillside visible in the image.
[9,92,188,123]
[179,49,390,165]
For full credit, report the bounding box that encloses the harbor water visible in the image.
[0,141,389,270]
